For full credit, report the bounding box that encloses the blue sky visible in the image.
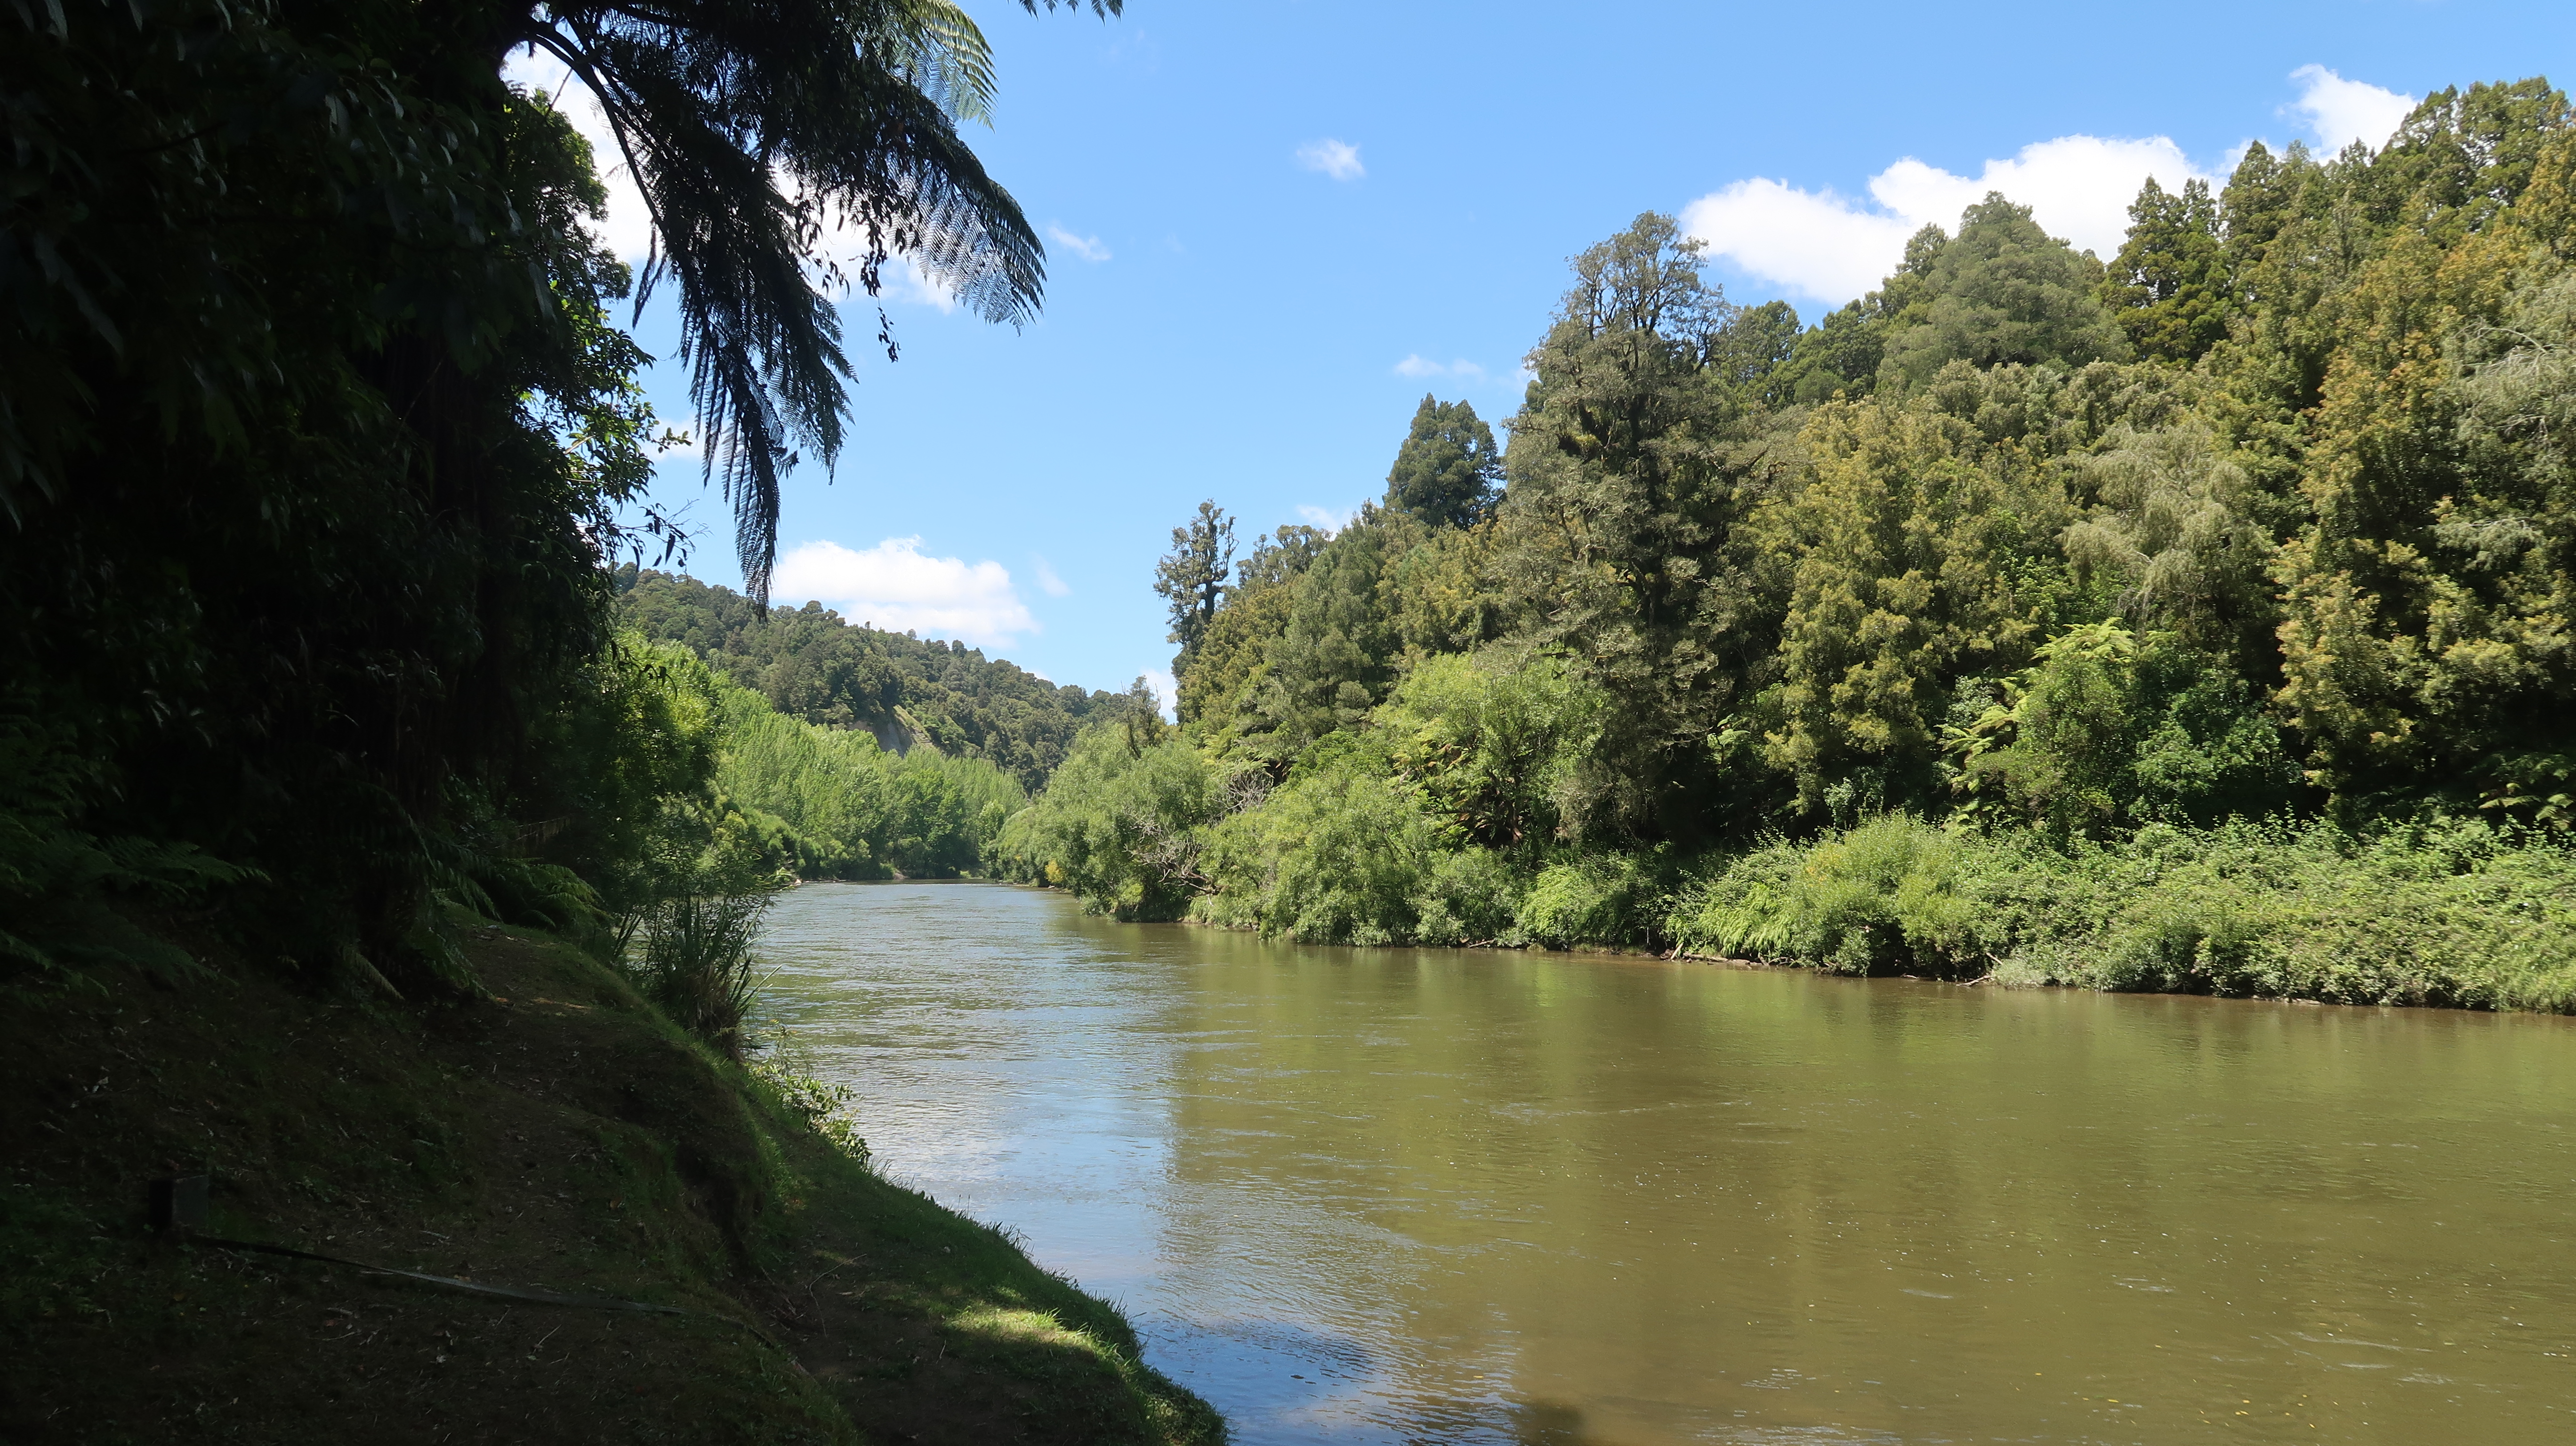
[516,0,2573,701]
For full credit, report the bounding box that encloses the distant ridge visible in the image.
[616,567,1124,790]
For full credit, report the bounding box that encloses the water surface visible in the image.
[758,881,2576,1444]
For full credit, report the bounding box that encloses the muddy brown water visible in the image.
[755,881,2576,1445]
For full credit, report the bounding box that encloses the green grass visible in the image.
[0,921,1224,1445]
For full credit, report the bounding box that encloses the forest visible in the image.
[618,566,1129,788]
[0,2,1223,1440]
[1000,77,2576,1011]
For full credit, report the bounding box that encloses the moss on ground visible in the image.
[0,925,1224,1445]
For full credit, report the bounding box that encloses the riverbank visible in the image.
[1007,771,2576,1012]
[0,923,1224,1445]
[1670,814,2576,1010]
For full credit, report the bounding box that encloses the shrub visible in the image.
[1667,813,2576,1007]
[1515,853,1665,949]
[1670,815,1987,972]
[995,726,1225,920]
[1196,753,1441,944]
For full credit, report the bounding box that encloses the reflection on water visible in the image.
[757,881,2576,1445]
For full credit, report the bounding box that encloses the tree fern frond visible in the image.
[527,0,1105,602]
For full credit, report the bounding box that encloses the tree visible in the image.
[1878,194,2129,390]
[1154,501,1235,669]
[1753,399,2056,815]
[0,0,1114,987]
[1713,299,1805,405]
[1772,227,1947,402]
[2100,177,2231,364]
[1245,517,1402,757]
[1497,212,1787,830]
[1173,524,1325,736]
[1384,395,1501,527]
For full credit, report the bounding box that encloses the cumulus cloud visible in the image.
[1394,354,1488,381]
[1046,224,1112,263]
[1295,503,1355,533]
[2286,65,2418,154]
[1296,138,1365,181]
[1141,668,1179,722]
[771,538,1037,645]
[1683,134,2215,305]
[1030,554,1071,597]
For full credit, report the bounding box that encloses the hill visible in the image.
[617,568,1127,792]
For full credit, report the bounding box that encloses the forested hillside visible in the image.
[1002,77,2576,1009]
[619,567,1124,789]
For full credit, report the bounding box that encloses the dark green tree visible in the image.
[1712,299,1805,404]
[1384,396,1502,527]
[1497,212,1788,832]
[0,0,1114,987]
[1246,517,1401,756]
[1878,194,2129,390]
[1155,501,1236,670]
[2099,177,2231,364]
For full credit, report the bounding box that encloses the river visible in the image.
[756,880,2576,1445]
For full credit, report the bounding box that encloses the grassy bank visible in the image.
[1669,815,2576,1011]
[0,925,1223,1445]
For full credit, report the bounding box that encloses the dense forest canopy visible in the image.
[1000,76,2576,1004]
[618,567,1124,789]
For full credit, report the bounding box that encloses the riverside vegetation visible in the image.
[2,0,1224,1439]
[999,77,2576,1012]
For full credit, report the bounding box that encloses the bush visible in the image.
[1409,847,1527,946]
[628,891,773,1057]
[1667,813,2576,1007]
[994,725,1226,920]
[1669,815,1985,972]
[1515,853,1665,949]
[1195,753,1442,944]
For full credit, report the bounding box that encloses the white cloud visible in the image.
[1393,354,1489,381]
[1141,668,1178,722]
[504,48,655,262]
[1682,180,1918,306]
[1296,138,1365,181]
[2287,64,2418,154]
[1296,503,1355,534]
[1030,554,1071,597]
[1683,134,2215,305]
[771,537,1037,645]
[1046,224,1112,263]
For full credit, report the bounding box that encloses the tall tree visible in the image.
[1246,516,1403,757]
[1877,194,2129,390]
[0,0,1114,986]
[1497,212,1789,833]
[1713,299,1805,406]
[1384,395,1501,527]
[2099,177,2231,364]
[1155,501,1235,670]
